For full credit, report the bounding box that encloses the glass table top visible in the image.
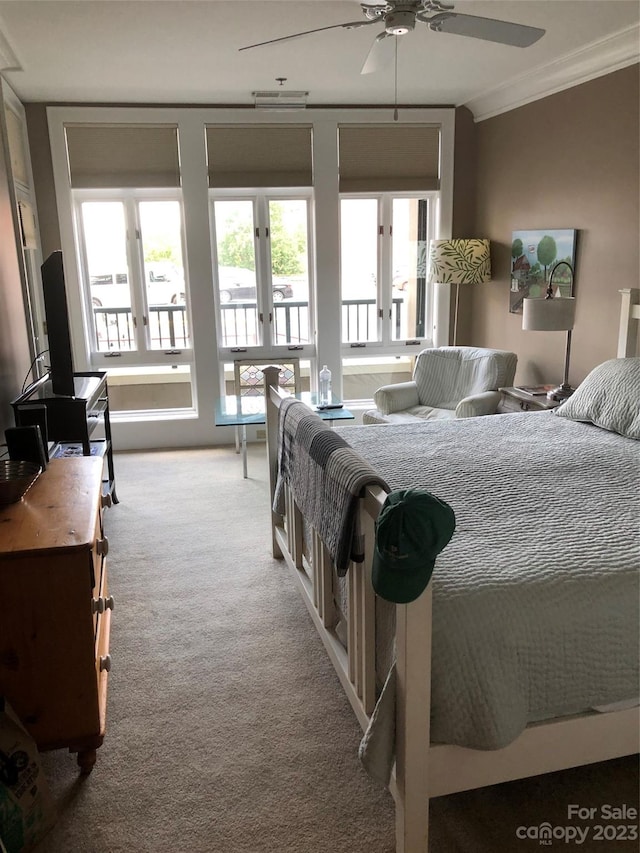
[214,393,354,427]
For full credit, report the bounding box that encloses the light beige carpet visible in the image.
[34,446,638,853]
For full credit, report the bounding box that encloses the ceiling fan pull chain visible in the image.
[393,37,399,122]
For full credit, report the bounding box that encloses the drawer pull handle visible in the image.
[99,655,112,673]
[101,493,113,509]
[96,537,109,556]
[91,596,115,614]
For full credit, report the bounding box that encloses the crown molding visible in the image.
[464,23,640,123]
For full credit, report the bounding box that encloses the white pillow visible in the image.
[554,357,640,439]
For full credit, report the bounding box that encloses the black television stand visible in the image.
[11,370,118,503]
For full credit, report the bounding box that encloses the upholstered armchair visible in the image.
[363,346,518,425]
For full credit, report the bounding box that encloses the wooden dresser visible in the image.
[0,457,113,773]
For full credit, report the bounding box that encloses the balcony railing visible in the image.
[94,297,404,352]
[341,298,404,342]
[94,305,190,352]
[219,301,312,348]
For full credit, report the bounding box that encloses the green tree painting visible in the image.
[509,229,576,314]
[537,235,558,278]
[511,238,523,260]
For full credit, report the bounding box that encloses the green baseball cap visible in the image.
[372,488,456,604]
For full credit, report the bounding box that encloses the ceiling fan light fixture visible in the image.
[385,10,416,36]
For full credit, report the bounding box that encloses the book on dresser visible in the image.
[516,384,556,396]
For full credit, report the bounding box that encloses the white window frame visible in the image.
[73,187,193,370]
[47,105,453,446]
[210,187,316,362]
[339,190,439,358]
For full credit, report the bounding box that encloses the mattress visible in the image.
[333,411,640,750]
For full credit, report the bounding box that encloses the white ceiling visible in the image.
[0,1,638,119]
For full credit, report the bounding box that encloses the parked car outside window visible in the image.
[217,266,294,303]
[90,266,184,307]
[90,264,295,309]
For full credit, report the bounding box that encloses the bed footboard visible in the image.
[266,366,384,722]
[264,366,432,851]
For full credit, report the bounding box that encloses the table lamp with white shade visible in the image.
[522,260,576,402]
[428,239,491,345]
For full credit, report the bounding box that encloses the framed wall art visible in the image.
[509,229,577,314]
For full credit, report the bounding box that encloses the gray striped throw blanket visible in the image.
[273,398,389,574]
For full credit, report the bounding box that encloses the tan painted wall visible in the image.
[470,64,639,387]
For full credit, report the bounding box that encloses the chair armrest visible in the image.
[455,390,502,418]
[374,381,420,415]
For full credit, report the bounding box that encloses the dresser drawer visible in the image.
[498,395,538,413]
[93,560,114,652]
[90,512,109,637]
[95,591,112,740]
[498,388,558,414]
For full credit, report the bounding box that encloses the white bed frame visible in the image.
[264,287,640,853]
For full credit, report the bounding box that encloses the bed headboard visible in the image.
[618,288,640,357]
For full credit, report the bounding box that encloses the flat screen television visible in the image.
[41,250,76,397]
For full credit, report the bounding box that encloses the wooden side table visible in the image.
[497,387,561,414]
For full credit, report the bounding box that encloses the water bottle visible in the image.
[319,365,332,406]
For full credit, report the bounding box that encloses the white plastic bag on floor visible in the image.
[0,698,56,853]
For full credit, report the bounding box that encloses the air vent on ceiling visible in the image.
[253,91,309,111]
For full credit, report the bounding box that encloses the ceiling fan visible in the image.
[239,1,545,74]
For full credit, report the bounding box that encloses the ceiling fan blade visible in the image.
[422,12,545,48]
[361,32,396,75]
[239,19,378,51]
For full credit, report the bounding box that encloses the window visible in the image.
[65,123,193,414]
[207,124,314,369]
[340,198,378,344]
[78,196,189,354]
[75,192,193,412]
[340,193,436,348]
[337,123,440,406]
[211,192,312,354]
[269,198,311,347]
[339,192,437,404]
[49,108,454,440]
[390,196,433,342]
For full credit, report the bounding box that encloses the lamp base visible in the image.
[547,383,574,403]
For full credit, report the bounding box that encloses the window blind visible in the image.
[65,124,180,188]
[206,125,313,188]
[338,124,440,192]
